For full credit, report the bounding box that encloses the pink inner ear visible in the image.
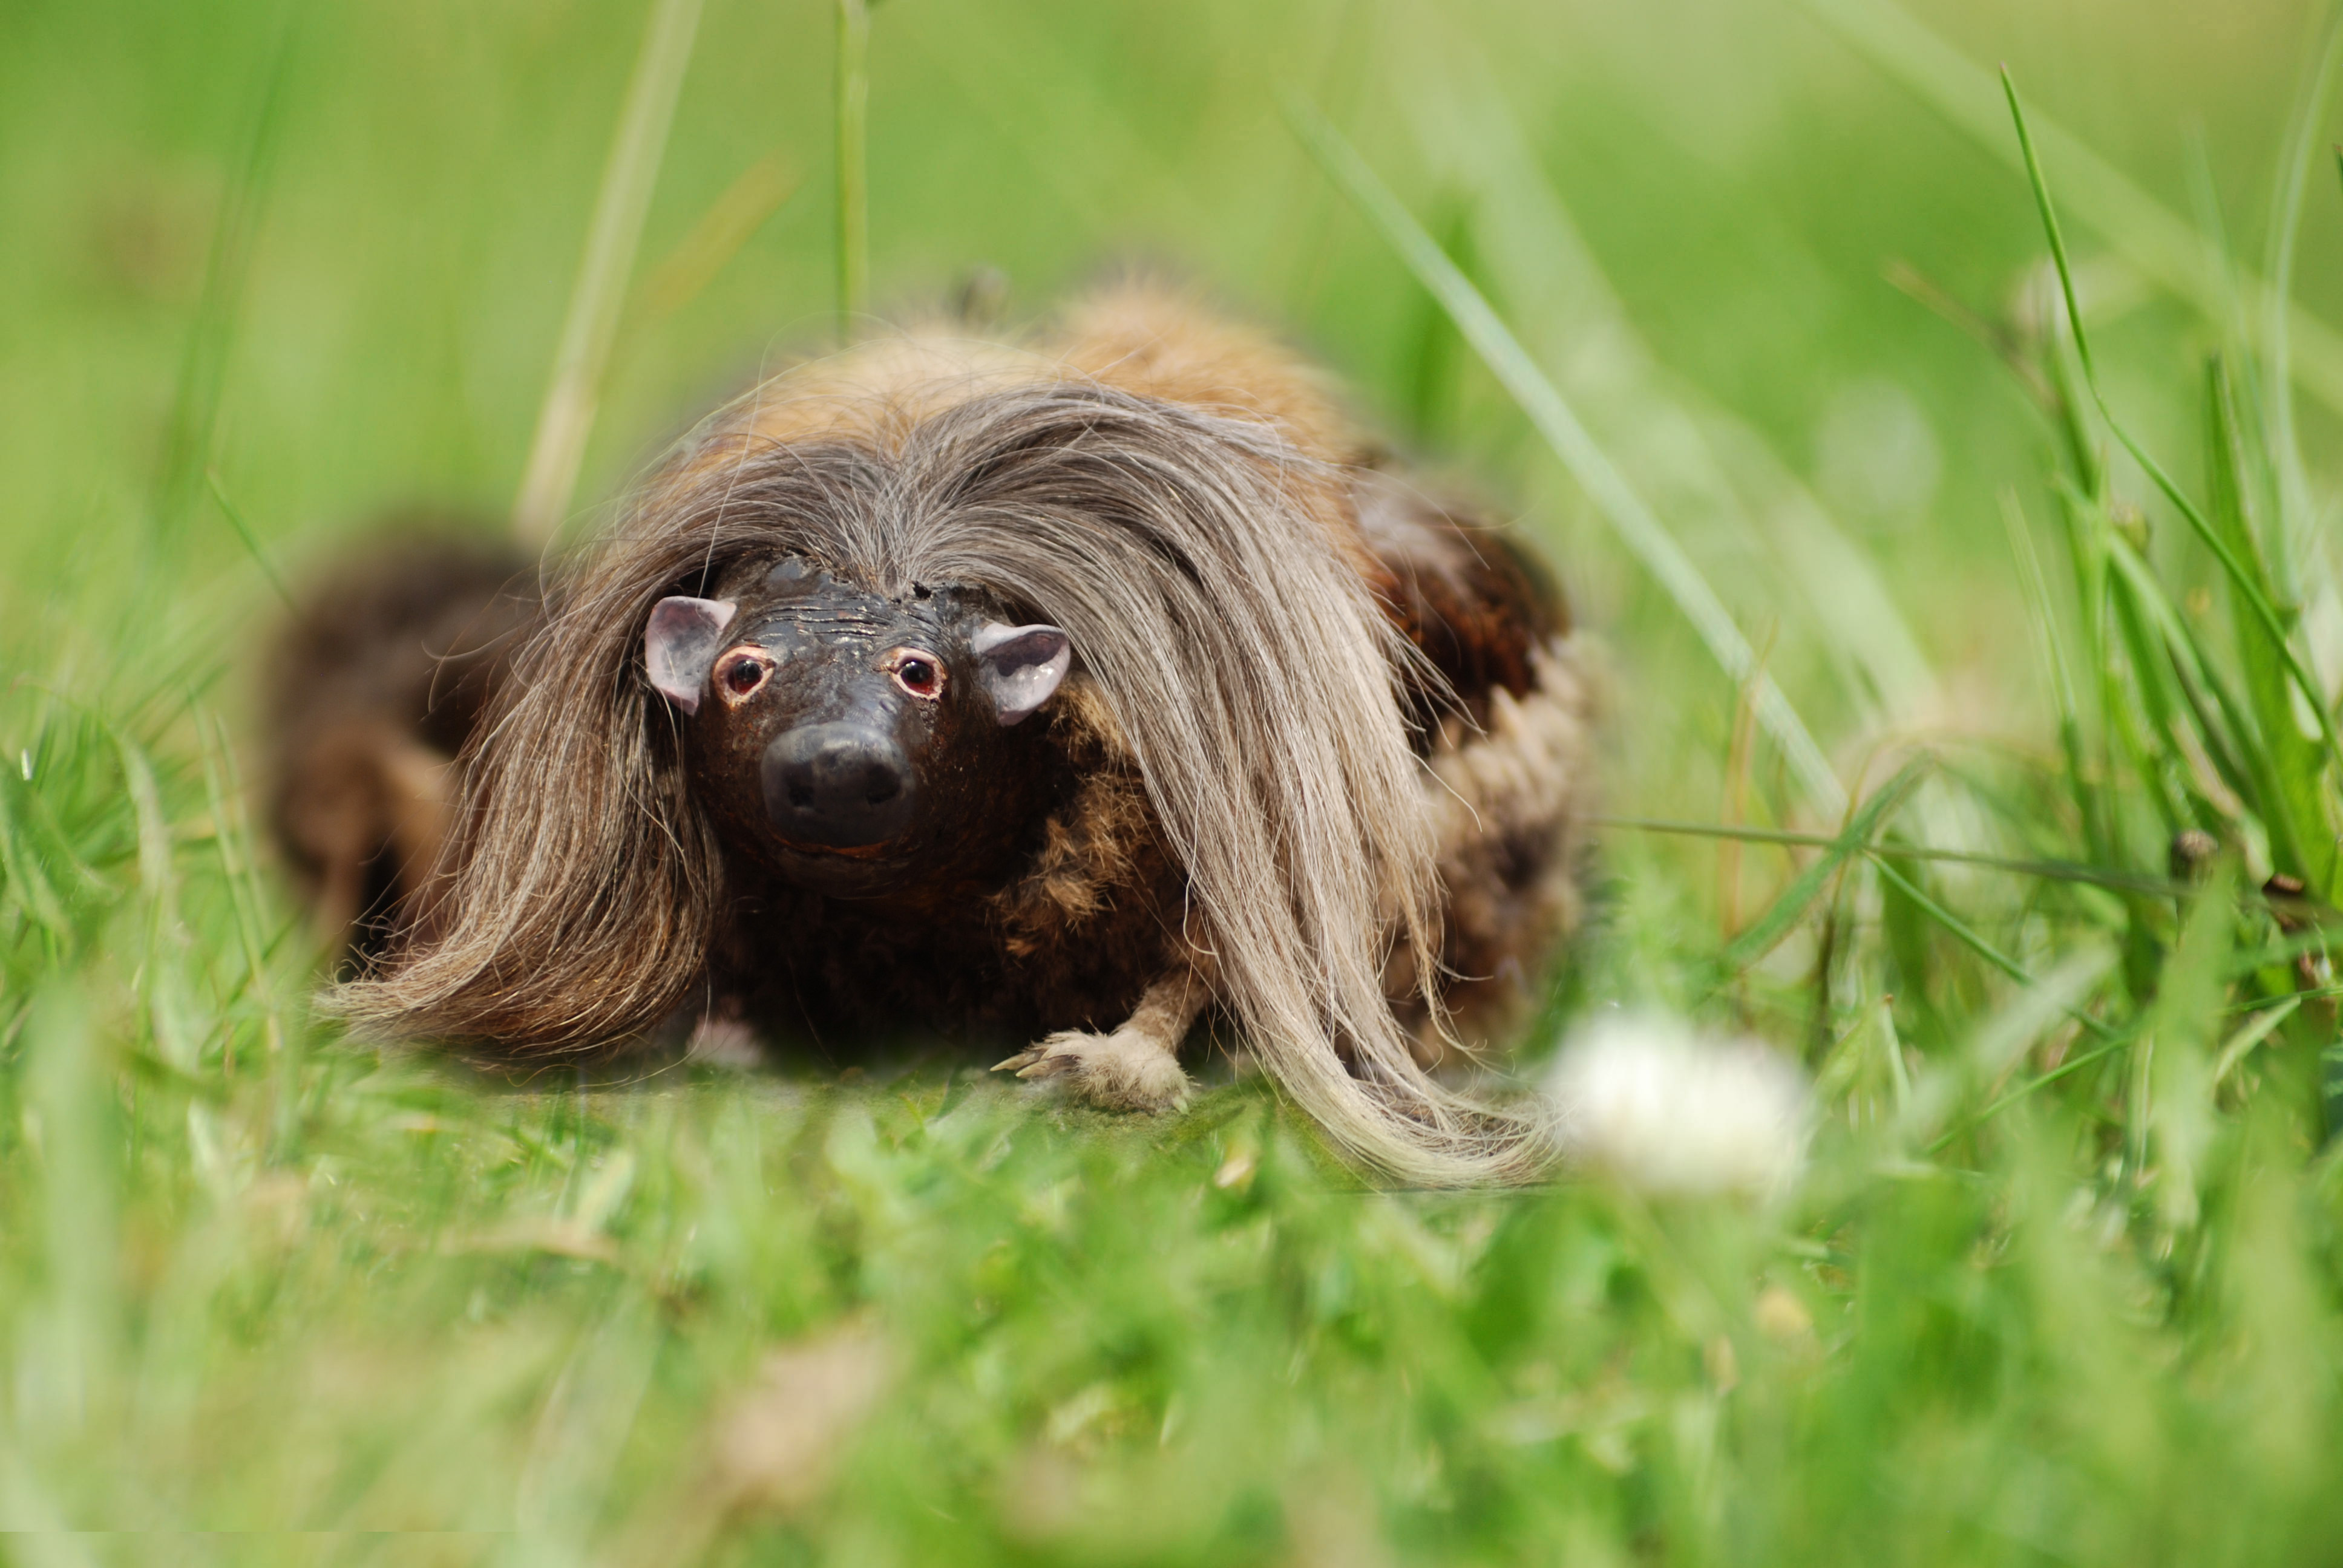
[645,597,738,714]
[971,621,1071,725]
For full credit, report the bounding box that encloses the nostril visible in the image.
[763,724,914,848]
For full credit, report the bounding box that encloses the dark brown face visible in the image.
[645,558,1072,903]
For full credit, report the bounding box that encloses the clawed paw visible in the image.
[686,1013,765,1070]
[991,1026,1191,1114]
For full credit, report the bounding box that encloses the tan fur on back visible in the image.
[1052,284,1363,463]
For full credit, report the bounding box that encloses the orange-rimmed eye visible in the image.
[714,647,773,705]
[883,648,945,700]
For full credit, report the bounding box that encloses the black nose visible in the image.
[761,724,915,848]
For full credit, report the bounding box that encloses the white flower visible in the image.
[1545,1011,1811,1197]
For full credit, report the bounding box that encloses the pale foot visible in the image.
[992,1025,1191,1114]
[686,1014,765,1070]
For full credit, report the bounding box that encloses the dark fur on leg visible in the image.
[263,524,538,961]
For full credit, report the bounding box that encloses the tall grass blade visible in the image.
[2005,70,2343,779]
[2098,531,2282,857]
[2001,488,2114,867]
[1406,58,1940,733]
[153,2,301,546]
[1949,937,2118,1097]
[0,773,71,939]
[1871,853,2119,1042]
[2101,529,2209,837]
[621,153,801,358]
[2324,1035,2343,1144]
[1956,1037,2128,1138]
[195,711,285,1074]
[1795,0,2343,422]
[111,730,198,1073]
[203,471,294,610]
[1598,814,2183,897]
[2206,357,2335,893]
[835,0,872,342]
[511,0,704,548]
[2144,861,2235,1226]
[1706,759,1928,980]
[2261,1,2343,593]
[1285,94,1847,816]
[2213,995,2301,1087]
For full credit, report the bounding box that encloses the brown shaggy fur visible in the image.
[263,528,537,956]
[313,288,1594,1184]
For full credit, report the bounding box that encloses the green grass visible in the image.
[5,0,2343,1560]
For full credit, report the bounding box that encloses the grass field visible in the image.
[5,0,2343,1560]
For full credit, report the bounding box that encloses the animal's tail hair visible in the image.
[333,373,1561,1184]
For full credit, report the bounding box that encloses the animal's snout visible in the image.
[762,724,915,849]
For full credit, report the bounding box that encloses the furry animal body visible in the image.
[316,289,1595,1184]
[265,528,537,956]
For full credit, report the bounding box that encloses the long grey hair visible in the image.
[332,376,1553,1184]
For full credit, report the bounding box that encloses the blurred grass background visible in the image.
[5,0,2343,1560]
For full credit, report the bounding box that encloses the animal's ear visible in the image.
[970,622,1072,725]
[644,596,738,715]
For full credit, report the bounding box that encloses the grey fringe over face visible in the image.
[332,348,1573,1184]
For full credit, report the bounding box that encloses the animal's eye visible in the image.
[886,649,945,699]
[715,648,773,704]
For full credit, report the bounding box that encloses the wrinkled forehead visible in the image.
[725,557,969,651]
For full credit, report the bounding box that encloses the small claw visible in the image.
[1015,1053,1079,1082]
[991,1049,1042,1074]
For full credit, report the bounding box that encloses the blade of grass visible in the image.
[2101,521,2204,838]
[2031,482,2169,997]
[195,710,286,1079]
[1961,942,2120,1086]
[614,152,801,368]
[1870,852,2118,1041]
[1968,1038,2130,1126]
[2103,512,2304,871]
[153,0,301,547]
[835,0,871,342]
[2001,491,2117,875]
[1599,815,2183,897]
[2232,926,2343,978]
[2325,1034,2343,1146]
[2143,861,2236,1224]
[1794,0,2343,422]
[0,772,71,939]
[111,728,198,1073]
[2213,996,2302,1088]
[203,471,294,611]
[2206,356,2335,894]
[2043,479,2127,875]
[1285,95,1847,817]
[2092,517,2252,773]
[2002,491,2080,761]
[511,0,704,548]
[2263,1,2343,594]
[1878,993,1913,1112]
[1407,60,1941,728]
[1705,759,1930,979]
[2004,69,2343,779]
[1924,945,2121,1150]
